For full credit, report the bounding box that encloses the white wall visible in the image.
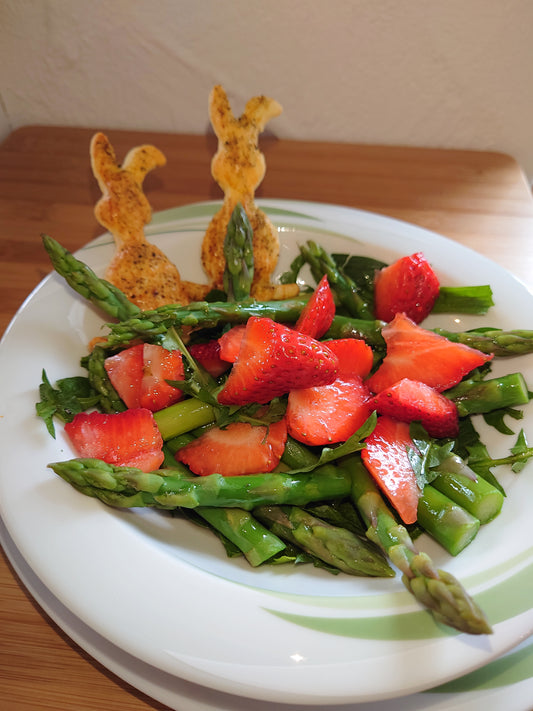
[2,0,533,179]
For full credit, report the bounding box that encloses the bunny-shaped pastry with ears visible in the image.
[91,132,208,309]
[202,86,299,300]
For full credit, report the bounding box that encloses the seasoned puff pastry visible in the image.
[90,132,194,310]
[202,86,299,300]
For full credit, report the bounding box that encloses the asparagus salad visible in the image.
[37,204,533,637]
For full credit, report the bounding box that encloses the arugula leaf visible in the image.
[510,430,532,473]
[279,253,306,284]
[332,253,386,308]
[36,370,100,438]
[482,407,523,435]
[432,285,494,314]
[304,500,367,537]
[164,326,221,406]
[455,418,505,494]
[407,422,456,489]
[309,412,377,471]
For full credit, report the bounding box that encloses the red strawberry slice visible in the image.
[295,275,335,339]
[373,378,459,438]
[218,325,246,363]
[286,375,373,446]
[325,338,374,378]
[217,317,339,406]
[361,415,420,524]
[104,343,144,408]
[189,340,231,377]
[64,408,164,472]
[374,252,440,323]
[366,313,493,393]
[176,418,287,476]
[105,343,185,411]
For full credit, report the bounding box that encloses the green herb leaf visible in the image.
[432,285,494,314]
[36,370,100,437]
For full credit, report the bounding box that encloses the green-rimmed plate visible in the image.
[0,200,531,705]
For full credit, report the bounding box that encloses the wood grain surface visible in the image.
[1,126,532,710]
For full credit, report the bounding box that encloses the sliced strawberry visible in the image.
[325,338,374,378]
[366,313,493,393]
[217,317,339,406]
[64,408,164,472]
[373,378,459,438]
[295,275,335,339]
[105,343,185,411]
[104,343,144,409]
[361,415,420,524]
[218,324,246,363]
[176,418,287,476]
[287,375,373,446]
[189,340,231,377]
[374,252,440,323]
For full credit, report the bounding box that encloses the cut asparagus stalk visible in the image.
[254,504,394,577]
[195,507,286,567]
[431,463,504,525]
[417,485,480,556]
[349,457,492,635]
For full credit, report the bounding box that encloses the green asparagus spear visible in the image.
[349,457,492,634]
[417,485,480,556]
[299,240,374,319]
[43,235,533,357]
[445,372,531,416]
[431,461,504,524]
[100,302,533,357]
[195,507,286,566]
[434,327,533,357]
[324,315,387,349]
[152,389,216,440]
[42,234,141,321]
[223,204,254,301]
[81,345,127,413]
[49,458,352,511]
[254,504,395,577]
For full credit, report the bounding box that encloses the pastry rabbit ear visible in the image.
[90,132,165,191]
[243,94,283,132]
[90,132,120,192]
[209,85,282,138]
[209,85,235,139]
[90,132,166,242]
[122,144,167,185]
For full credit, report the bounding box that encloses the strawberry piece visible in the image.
[287,375,373,446]
[104,343,144,408]
[374,252,440,323]
[217,317,339,406]
[218,325,246,363]
[373,378,459,438]
[189,340,231,377]
[361,415,420,524]
[105,343,185,411]
[295,275,335,339]
[177,418,287,476]
[325,338,374,378]
[64,408,164,472]
[366,313,493,393]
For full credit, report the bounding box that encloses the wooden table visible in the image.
[1,126,532,710]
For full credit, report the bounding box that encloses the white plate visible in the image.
[0,200,532,706]
[2,516,533,711]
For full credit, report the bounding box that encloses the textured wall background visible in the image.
[1,0,532,179]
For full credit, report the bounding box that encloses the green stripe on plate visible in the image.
[263,562,533,641]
